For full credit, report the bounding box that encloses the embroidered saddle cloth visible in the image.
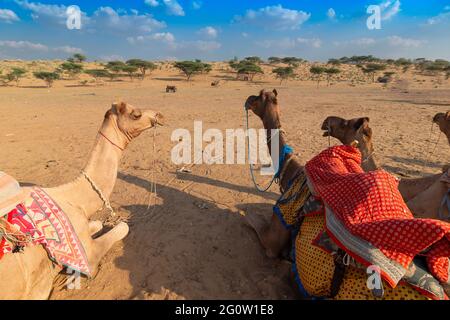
[0,186,91,276]
[304,146,450,290]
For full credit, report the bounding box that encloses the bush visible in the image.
[59,62,83,79]
[0,67,27,86]
[272,66,295,84]
[174,60,211,81]
[310,66,327,87]
[126,59,157,79]
[324,67,341,85]
[33,71,60,87]
[361,63,387,82]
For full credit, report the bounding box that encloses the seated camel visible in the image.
[0,102,163,299]
[245,89,450,300]
[322,115,449,221]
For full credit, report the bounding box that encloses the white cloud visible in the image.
[327,8,336,20]
[297,37,322,48]
[145,0,160,7]
[92,7,165,34]
[192,40,221,51]
[192,1,202,10]
[100,54,125,62]
[427,9,450,25]
[380,0,401,21]
[235,5,310,30]
[127,32,176,48]
[53,46,83,54]
[257,37,322,50]
[163,0,185,16]
[198,26,218,39]
[15,0,72,25]
[387,36,424,48]
[333,38,377,47]
[0,9,20,23]
[0,40,48,51]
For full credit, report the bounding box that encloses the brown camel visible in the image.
[244,90,381,259]
[322,115,449,220]
[244,90,448,299]
[433,111,450,145]
[0,102,163,299]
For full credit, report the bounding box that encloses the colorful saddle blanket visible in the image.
[0,187,91,276]
[304,146,450,288]
[274,146,450,300]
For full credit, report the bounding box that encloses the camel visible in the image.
[0,102,163,299]
[322,115,449,220]
[244,89,448,299]
[166,85,177,93]
[433,111,450,145]
[244,90,373,259]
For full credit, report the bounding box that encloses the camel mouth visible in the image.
[321,120,331,136]
[433,113,444,124]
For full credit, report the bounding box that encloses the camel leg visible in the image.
[89,222,129,269]
[89,220,103,236]
[245,213,290,258]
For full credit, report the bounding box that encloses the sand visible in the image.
[0,61,448,299]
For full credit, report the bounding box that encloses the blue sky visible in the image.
[0,0,449,61]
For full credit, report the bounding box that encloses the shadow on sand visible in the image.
[113,171,295,299]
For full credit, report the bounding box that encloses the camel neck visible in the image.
[49,118,125,218]
[359,146,378,172]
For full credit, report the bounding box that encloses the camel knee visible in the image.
[89,220,103,236]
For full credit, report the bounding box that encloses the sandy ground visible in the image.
[0,62,449,299]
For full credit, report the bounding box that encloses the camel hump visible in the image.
[0,172,26,217]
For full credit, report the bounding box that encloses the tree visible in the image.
[268,57,282,64]
[84,69,111,84]
[59,62,83,79]
[281,57,303,66]
[1,67,27,86]
[324,67,341,86]
[272,66,295,84]
[121,65,139,81]
[72,53,87,63]
[310,66,326,87]
[237,62,263,81]
[33,71,60,88]
[362,63,386,82]
[105,61,127,80]
[126,59,157,79]
[174,60,209,81]
[328,58,341,66]
[244,56,263,64]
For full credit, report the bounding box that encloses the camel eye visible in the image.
[131,110,142,120]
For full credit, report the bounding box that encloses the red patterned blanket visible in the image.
[0,187,91,276]
[305,145,450,287]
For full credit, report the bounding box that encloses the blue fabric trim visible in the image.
[274,144,294,178]
[273,205,294,230]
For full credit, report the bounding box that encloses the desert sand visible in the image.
[0,61,448,299]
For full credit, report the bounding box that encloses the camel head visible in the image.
[321,116,374,161]
[245,89,280,123]
[433,111,450,145]
[105,102,164,140]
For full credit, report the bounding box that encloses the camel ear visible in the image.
[446,111,450,120]
[113,102,127,114]
[353,117,370,131]
[273,89,278,97]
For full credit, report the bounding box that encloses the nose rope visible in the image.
[245,107,277,192]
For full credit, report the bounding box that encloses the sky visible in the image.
[0,0,449,61]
